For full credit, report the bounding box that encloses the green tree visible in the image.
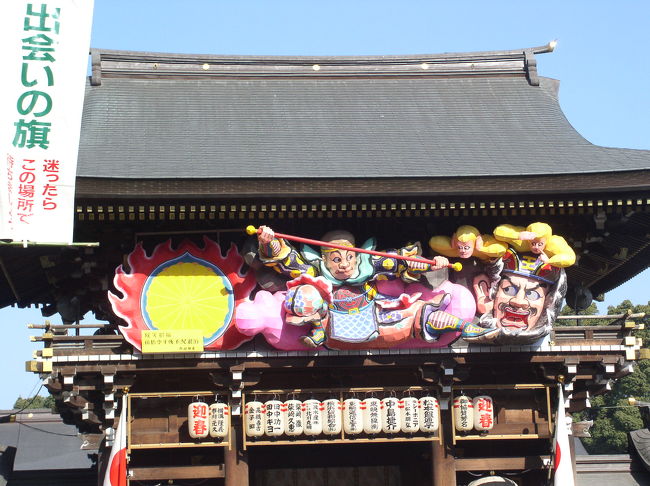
[576,300,650,454]
[13,394,56,411]
[557,302,602,326]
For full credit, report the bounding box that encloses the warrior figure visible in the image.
[256,226,491,347]
[471,248,568,345]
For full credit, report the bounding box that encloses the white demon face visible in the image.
[493,273,548,332]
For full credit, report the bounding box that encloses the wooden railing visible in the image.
[27,311,646,358]
[553,312,645,345]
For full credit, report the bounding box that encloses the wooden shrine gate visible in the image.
[26,312,645,485]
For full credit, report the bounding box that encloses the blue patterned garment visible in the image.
[329,304,377,342]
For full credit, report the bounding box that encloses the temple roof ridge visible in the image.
[90,42,556,86]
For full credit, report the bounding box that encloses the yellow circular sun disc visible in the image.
[144,261,233,338]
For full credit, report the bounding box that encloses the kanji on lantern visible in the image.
[188,401,209,439]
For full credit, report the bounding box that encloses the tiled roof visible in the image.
[0,409,95,471]
[77,48,650,181]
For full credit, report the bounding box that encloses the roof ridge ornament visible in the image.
[524,50,540,86]
[91,49,101,86]
[525,40,557,86]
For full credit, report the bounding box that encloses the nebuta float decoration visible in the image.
[237,225,489,349]
[493,222,576,268]
[470,247,568,344]
[463,221,574,344]
[428,225,507,291]
[108,238,257,351]
[404,222,572,345]
[107,222,574,351]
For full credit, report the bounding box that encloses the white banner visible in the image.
[0,1,94,244]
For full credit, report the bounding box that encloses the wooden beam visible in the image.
[225,422,249,486]
[0,257,21,303]
[129,465,224,480]
[455,456,549,471]
[432,409,456,486]
[45,352,629,377]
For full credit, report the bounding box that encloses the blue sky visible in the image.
[1,0,649,409]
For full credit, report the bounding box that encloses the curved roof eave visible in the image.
[76,49,650,181]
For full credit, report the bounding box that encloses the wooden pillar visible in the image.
[225,422,249,486]
[432,409,456,486]
[432,441,456,486]
[96,440,109,486]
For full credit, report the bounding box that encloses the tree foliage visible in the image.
[13,394,56,411]
[575,300,650,454]
[558,302,607,326]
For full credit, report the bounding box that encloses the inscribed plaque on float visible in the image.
[141,329,203,353]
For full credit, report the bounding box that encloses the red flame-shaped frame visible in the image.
[108,238,257,351]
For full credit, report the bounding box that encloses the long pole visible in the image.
[246,225,462,271]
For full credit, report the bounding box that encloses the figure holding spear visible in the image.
[248,225,492,348]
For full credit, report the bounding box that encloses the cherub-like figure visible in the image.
[429,225,507,261]
[493,222,575,268]
[429,225,507,294]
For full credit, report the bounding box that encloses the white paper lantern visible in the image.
[381,397,401,434]
[363,397,382,434]
[343,398,363,435]
[188,401,209,439]
[473,395,494,431]
[453,395,474,432]
[303,399,323,436]
[264,399,284,437]
[418,396,439,433]
[245,400,265,437]
[208,402,229,438]
[400,396,420,433]
[322,398,342,435]
[284,399,304,436]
